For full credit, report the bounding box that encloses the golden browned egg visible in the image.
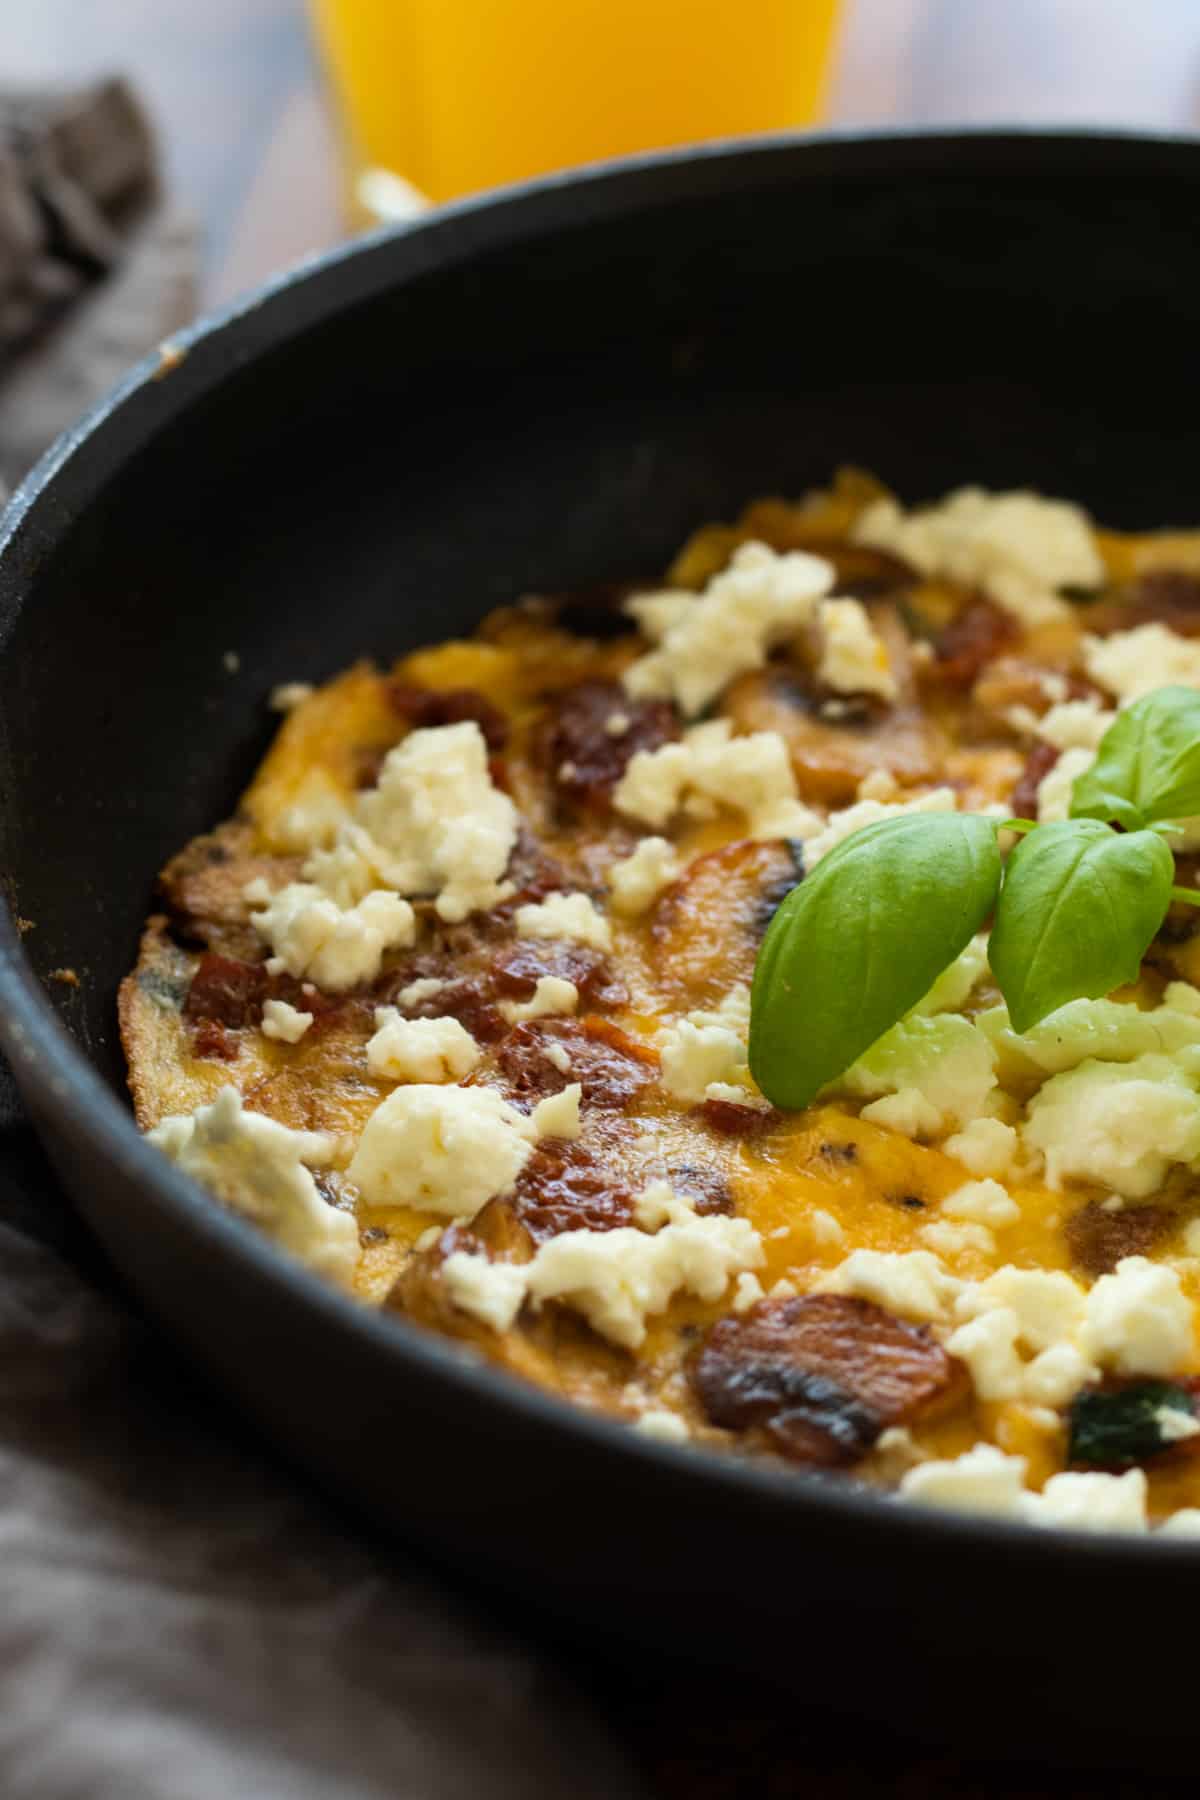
[120,468,1200,1533]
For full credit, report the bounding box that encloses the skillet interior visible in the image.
[4,132,1200,1762]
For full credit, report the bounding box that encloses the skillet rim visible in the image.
[3,124,1200,1563]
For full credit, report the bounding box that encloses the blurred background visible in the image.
[8,0,1200,306]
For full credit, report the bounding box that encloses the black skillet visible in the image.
[2,131,1199,1767]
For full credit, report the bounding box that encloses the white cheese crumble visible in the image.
[1025,1469,1148,1534]
[816,597,897,700]
[1022,1052,1200,1197]
[807,1208,845,1250]
[1031,696,1115,752]
[441,1250,528,1332]
[732,1271,765,1314]
[656,988,755,1105]
[622,539,835,717]
[1079,1255,1195,1377]
[851,487,1103,627]
[942,1117,1020,1180]
[543,1041,574,1075]
[901,1451,1149,1532]
[941,1178,1020,1228]
[498,976,579,1024]
[1083,621,1200,703]
[249,881,415,993]
[515,891,612,951]
[800,786,959,868]
[530,1083,583,1141]
[824,1249,963,1322]
[365,1009,482,1083]
[355,720,518,923]
[1034,744,1096,824]
[523,1208,763,1350]
[148,1086,355,1282]
[919,1219,995,1257]
[899,1443,1030,1517]
[396,976,447,1007]
[607,837,681,916]
[347,1085,537,1217]
[614,719,819,840]
[633,1409,691,1443]
[261,998,314,1043]
[268,680,315,712]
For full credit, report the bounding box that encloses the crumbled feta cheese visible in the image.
[900,1443,1028,1517]
[1022,1053,1200,1198]
[732,1271,765,1314]
[1033,697,1115,752]
[919,1219,996,1257]
[365,1009,481,1083]
[945,1307,1025,1400]
[515,891,612,951]
[524,1209,763,1350]
[396,976,447,1008]
[607,837,681,916]
[965,1266,1089,1352]
[807,1208,845,1250]
[268,680,315,712]
[622,540,834,716]
[657,988,755,1105]
[852,487,1102,627]
[605,711,632,737]
[543,1041,573,1076]
[1024,1468,1148,1533]
[347,1085,536,1217]
[499,976,579,1024]
[1080,1255,1195,1377]
[1157,1406,1200,1443]
[613,719,819,841]
[1167,980,1200,1019]
[1034,744,1096,824]
[816,597,897,701]
[857,767,900,802]
[942,1178,1019,1228]
[1022,1342,1095,1407]
[943,1117,1020,1180]
[824,1248,962,1322]
[248,881,415,992]
[838,1013,999,1136]
[148,1086,355,1282]
[1158,1508,1200,1536]
[659,1019,745,1104]
[530,1083,583,1141]
[261,998,314,1043]
[801,786,959,867]
[355,721,518,923]
[441,1250,529,1331]
[633,1409,690,1443]
[1084,621,1200,703]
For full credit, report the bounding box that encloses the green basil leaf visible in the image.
[1070,685,1200,830]
[748,813,1002,1110]
[989,819,1174,1033]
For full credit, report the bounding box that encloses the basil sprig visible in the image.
[749,685,1200,1110]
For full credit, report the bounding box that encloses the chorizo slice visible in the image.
[547,679,679,813]
[693,1293,968,1466]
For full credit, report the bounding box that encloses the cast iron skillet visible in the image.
[2,130,1199,1766]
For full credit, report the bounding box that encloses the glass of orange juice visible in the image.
[311,0,843,222]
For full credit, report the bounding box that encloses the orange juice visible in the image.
[311,0,842,215]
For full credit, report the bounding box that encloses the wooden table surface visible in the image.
[7,2,1200,1793]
